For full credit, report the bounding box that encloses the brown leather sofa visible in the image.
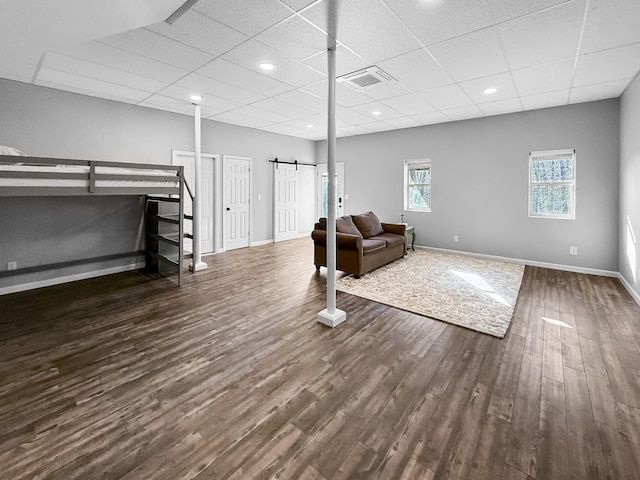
[311,211,407,277]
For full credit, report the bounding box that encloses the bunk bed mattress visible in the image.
[0,164,179,187]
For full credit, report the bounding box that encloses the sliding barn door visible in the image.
[273,163,299,242]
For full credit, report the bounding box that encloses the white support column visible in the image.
[318,44,346,328]
[190,101,207,272]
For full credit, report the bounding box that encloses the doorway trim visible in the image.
[222,154,252,251]
[172,150,220,255]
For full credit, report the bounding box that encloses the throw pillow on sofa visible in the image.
[352,211,384,238]
[336,215,363,237]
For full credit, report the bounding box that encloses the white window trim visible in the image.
[404,159,431,212]
[528,148,576,220]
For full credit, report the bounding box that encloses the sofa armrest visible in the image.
[381,223,406,236]
[311,230,362,251]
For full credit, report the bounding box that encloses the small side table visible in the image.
[405,225,415,251]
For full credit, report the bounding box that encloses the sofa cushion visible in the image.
[352,211,384,238]
[375,232,405,248]
[336,215,363,237]
[361,238,386,254]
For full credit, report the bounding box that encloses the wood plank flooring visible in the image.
[1,238,639,479]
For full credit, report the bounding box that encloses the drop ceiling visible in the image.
[1,0,639,141]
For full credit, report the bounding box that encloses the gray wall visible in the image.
[620,73,640,299]
[0,78,314,291]
[317,100,620,272]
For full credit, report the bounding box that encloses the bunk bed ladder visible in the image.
[145,168,194,286]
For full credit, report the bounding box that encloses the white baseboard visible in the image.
[251,239,273,247]
[0,262,145,296]
[298,231,312,238]
[416,245,619,277]
[618,273,640,306]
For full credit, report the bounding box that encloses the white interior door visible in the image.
[172,151,217,254]
[316,163,345,219]
[273,163,299,242]
[224,155,251,251]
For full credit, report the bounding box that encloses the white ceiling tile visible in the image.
[100,28,213,71]
[251,98,316,119]
[360,81,411,101]
[478,98,523,116]
[209,111,272,128]
[569,79,630,104]
[458,72,518,104]
[335,107,377,125]
[279,0,316,11]
[290,112,351,129]
[580,0,640,54]
[302,80,372,107]
[385,0,494,46]
[146,11,247,57]
[380,94,435,116]
[196,58,292,97]
[0,58,37,83]
[350,101,403,121]
[64,42,189,84]
[359,121,397,132]
[410,111,451,126]
[262,123,309,136]
[141,94,223,117]
[573,43,640,87]
[511,59,574,96]
[176,73,265,104]
[301,0,422,63]
[42,53,167,92]
[520,90,570,110]
[441,105,485,121]
[301,46,370,77]
[255,16,327,61]
[231,104,293,123]
[221,39,324,88]
[498,1,585,70]
[416,84,473,110]
[486,0,571,23]
[301,131,326,140]
[273,89,327,113]
[429,27,509,82]
[281,115,325,130]
[384,116,421,128]
[160,84,243,111]
[337,125,372,135]
[377,49,452,92]
[35,68,150,103]
[194,0,292,36]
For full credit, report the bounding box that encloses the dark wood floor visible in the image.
[1,238,639,480]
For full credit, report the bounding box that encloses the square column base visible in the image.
[189,261,208,272]
[317,308,347,328]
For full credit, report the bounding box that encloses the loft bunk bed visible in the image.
[0,153,194,287]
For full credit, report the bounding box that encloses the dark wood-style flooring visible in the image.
[1,238,639,479]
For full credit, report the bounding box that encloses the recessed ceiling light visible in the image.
[259,63,275,71]
[307,124,314,128]
[372,111,382,115]
[483,87,498,95]
[190,95,202,102]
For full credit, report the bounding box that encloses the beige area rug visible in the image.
[336,249,525,338]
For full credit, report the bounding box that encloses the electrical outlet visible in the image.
[7,261,17,271]
[570,246,578,256]
[453,235,459,242]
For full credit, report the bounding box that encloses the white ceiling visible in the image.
[1,0,639,141]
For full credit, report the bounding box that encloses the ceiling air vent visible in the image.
[337,66,396,91]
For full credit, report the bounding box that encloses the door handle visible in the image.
[226,207,230,211]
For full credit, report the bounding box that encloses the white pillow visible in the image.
[0,145,27,156]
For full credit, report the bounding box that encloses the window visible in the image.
[404,160,431,212]
[529,149,575,219]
